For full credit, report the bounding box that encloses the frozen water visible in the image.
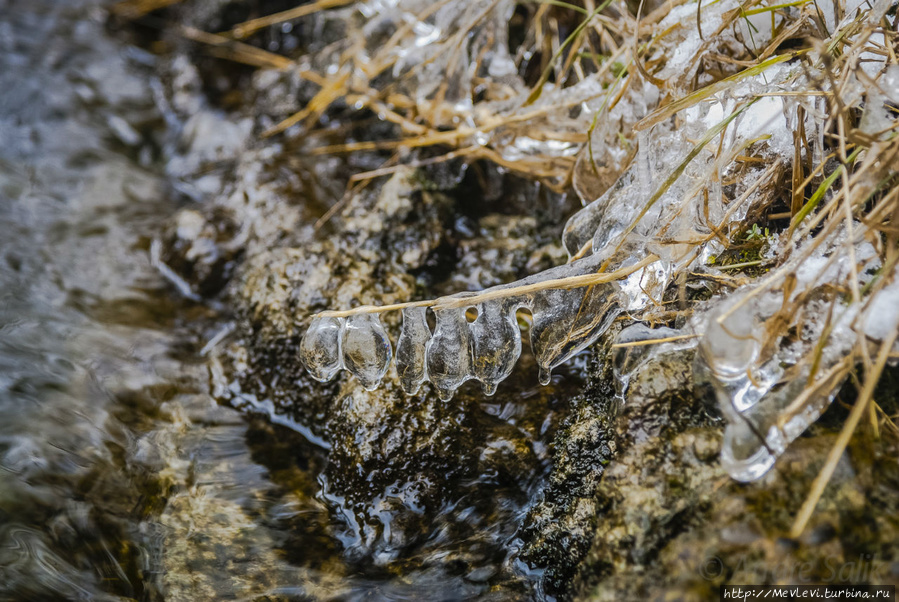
[470,301,521,396]
[395,306,431,395]
[612,323,692,380]
[300,317,344,382]
[527,278,621,383]
[696,229,880,481]
[342,314,392,390]
[303,251,639,398]
[426,308,473,400]
[699,298,765,401]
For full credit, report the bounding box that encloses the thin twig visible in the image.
[227,0,356,39]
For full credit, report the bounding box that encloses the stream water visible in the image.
[0,2,575,600]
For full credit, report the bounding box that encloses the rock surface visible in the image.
[151,4,899,599]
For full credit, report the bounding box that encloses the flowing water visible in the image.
[0,2,577,600]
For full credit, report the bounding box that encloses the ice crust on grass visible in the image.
[301,55,893,478]
[695,228,885,481]
[294,0,899,481]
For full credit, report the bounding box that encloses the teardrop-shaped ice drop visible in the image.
[342,313,392,390]
[396,306,430,395]
[426,307,472,400]
[470,301,520,396]
[300,317,344,382]
[537,366,552,386]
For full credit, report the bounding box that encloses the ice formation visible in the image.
[300,316,342,382]
[301,45,895,476]
[296,0,899,482]
[697,231,883,481]
[303,250,649,399]
[395,306,430,395]
[342,314,392,390]
[426,307,474,400]
[469,301,521,395]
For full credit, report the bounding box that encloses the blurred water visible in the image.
[0,1,322,599]
[0,3,573,600]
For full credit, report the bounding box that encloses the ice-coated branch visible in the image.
[301,254,661,399]
[313,254,659,318]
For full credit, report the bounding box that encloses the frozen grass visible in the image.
[118,0,899,534]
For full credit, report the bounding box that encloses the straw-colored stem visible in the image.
[314,254,660,318]
[790,329,899,538]
[610,333,701,348]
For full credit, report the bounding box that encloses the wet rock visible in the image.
[179,163,578,594]
[186,171,461,449]
[449,215,539,290]
[517,347,619,597]
[562,349,899,601]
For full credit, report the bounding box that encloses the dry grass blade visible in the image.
[263,70,350,137]
[178,26,294,70]
[610,333,702,348]
[789,328,899,539]
[314,254,660,318]
[109,0,185,19]
[635,52,804,132]
[227,0,356,39]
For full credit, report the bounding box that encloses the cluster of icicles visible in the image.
[300,254,629,400]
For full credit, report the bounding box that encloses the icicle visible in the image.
[395,306,430,395]
[528,284,621,382]
[300,317,344,382]
[470,301,520,396]
[696,232,880,481]
[342,314,392,390]
[537,366,552,386]
[426,307,472,401]
[697,297,769,414]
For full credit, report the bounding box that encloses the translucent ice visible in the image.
[715,324,853,483]
[470,301,521,395]
[695,292,789,481]
[612,323,689,380]
[426,308,473,400]
[342,314,392,391]
[696,230,880,481]
[528,282,621,385]
[395,306,431,395]
[300,317,344,382]
[698,297,770,413]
